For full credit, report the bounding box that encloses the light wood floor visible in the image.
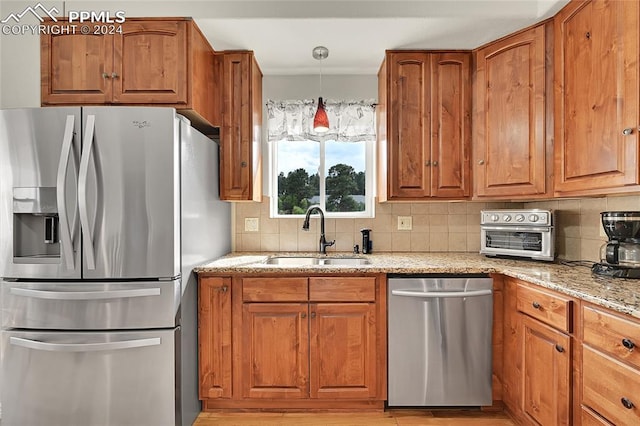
[194,409,516,425]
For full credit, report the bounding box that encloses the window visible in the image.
[267,99,376,218]
[271,138,375,218]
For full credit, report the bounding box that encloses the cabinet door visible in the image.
[522,315,571,426]
[113,20,188,104]
[554,0,639,193]
[431,52,471,198]
[198,277,232,399]
[388,52,431,198]
[474,25,547,197]
[220,52,262,201]
[309,303,377,399]
[241,303,309,398]
[41,23,113,104]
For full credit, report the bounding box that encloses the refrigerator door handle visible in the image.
[390,289,492,298]
[79,114,96,270]
[56,115,77,270]
[10,287,161,300]
[9,336,161,352]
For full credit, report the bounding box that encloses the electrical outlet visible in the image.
[397,216,412,231]
[245,217,259,232]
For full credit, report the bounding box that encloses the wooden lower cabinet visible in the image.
[198,277,232,399]
[310,303,377,399]
[522,315,571,425]
[198,273,386,410]
[581,303,640,425]
[502,277,574,425]
[241,303,309,399]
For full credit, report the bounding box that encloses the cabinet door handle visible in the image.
[102,72,110,79]
[301,312,307,318]
[310,312,316,319]
[555,344,565,353]
[111,72,119,79]
[622,338,635,351]
[532,301,541,309]
[425,160,431,166]
[219,285,228,294]
[241,161,247,167]
[622,128,634,135]
[478,160,485,165]
[432,161,438,166]
[621,398,635,410]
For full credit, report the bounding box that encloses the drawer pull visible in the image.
[532,301,541,309]
[219,285,228,293]
[621,398,635,410]
[622,338,636,351]
[555,344,565,353]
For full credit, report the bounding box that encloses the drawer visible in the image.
[516,284,572,332]
[583,305,640,370]
[583,346,640,426]
[581,406,613,426]
[309,277,376,302]
[242,278,308,302]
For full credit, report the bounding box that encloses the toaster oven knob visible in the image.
[515,214,525,222]
[529,214,539,222]
[491,214,500,222]
[503,215,512,222]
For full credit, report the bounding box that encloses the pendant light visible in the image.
[312,46,329,133]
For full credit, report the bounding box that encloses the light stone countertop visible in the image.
[195,252,640,319]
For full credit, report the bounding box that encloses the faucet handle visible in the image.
[353,244,360,254]
[327,240,335,247]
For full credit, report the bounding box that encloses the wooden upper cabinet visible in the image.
[474,24,549,199]
[431,53,471,198]
[219,51,262,202]
[379,51,470,200]
[40,27,114,104]
[387,52,431,198]
[554,0,640,195]
[41,18,217,135]
[113,20,187,104]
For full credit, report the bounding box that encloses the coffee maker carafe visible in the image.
[592,211,640,278]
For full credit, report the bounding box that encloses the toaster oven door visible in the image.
[480,226,553,260]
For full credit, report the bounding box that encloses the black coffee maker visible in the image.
[592,211,640,278]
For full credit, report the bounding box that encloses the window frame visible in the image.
[269,138,376,219]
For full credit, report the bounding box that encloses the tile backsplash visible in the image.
[525,194,640,262]
[233,197,520,254]
[233,194,640,262]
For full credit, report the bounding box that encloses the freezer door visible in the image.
[80,107,180,279]
[1,328,178,426]
[0,108,82,279]
[1,279,180,329]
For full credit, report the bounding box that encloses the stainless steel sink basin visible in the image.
[320,257,371,266]
[263,256,370,266]
[264,256,319,265]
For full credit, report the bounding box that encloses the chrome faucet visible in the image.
[302,205,335,254]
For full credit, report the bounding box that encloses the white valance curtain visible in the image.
[267,99,376,142]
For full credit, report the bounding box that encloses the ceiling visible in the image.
[187,0,570,75]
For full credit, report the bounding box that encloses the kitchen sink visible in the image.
[320,257,371,265]
[264,256,320,265]
[263,256,371,266]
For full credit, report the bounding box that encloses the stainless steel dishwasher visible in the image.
[387,274,493,406]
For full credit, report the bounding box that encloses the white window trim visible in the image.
[270,139,376,219]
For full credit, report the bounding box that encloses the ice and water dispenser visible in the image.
[12,187,60,262]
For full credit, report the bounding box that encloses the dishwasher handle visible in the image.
[391,289,492,298]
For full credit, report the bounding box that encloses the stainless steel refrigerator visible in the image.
[0,107,231,426]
